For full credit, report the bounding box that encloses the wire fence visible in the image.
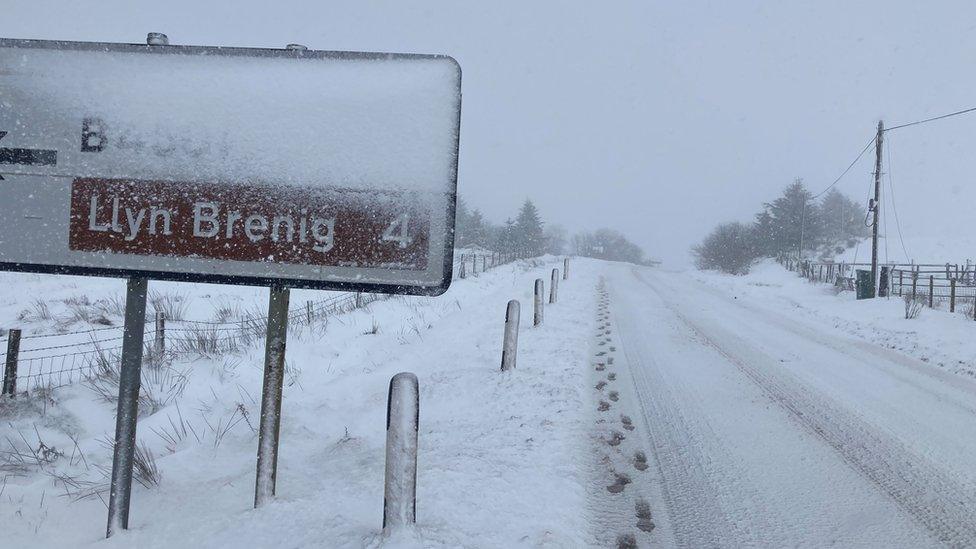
[779,255,976,319]
[2,250,526,394]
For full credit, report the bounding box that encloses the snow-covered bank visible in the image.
[1,257,601,548]
[690,259,976,379]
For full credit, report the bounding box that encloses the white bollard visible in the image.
[550,269,559,304]
[383,372,420,531]
[501,300,520,371]
[534,279,545,326]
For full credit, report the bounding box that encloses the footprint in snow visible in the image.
[607,471,631,493]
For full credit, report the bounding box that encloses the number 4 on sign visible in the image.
[382,214,413,248]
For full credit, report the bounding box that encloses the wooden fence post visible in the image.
[3,329,21,396]
[154,312,165,354]
[950,278,957,313]
[929,276,934,308]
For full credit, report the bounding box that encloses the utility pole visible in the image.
[870,120,884,297]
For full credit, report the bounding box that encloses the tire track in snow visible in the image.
[610,281,790,548]
[637,269,976,548]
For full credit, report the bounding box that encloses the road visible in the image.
[608,265,976,548]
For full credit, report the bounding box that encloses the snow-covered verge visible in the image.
[690,259,976,379]
[1,256,599,548]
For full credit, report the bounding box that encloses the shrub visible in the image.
[693,222,759,275]
[904,294,924,319]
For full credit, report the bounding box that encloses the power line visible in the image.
[811,136,877,199]
[885,137,911,261]
[885,105,976,132]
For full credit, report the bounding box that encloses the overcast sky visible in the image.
[5,1,976,264]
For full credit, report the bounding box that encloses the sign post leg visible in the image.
[255,284,290,507]
[106,277,149,537]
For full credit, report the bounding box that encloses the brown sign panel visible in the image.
[68,178,431,270]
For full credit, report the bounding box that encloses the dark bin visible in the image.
[856,269,875,300]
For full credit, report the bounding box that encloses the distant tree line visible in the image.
[455,197,650,264]
[693,179,868,274]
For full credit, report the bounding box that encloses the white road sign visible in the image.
[0,38,461,294]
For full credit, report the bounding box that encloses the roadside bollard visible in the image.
[550,269,559,304]
[501,300,520,371]
[383,372,420,532]
[534,279,545,326]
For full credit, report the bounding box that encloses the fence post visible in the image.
[550,269,559,304]
[154,312,165,354]
[911,272,918,301]
[899,270,903,297]
[563,258,569,280]
[356,292,364,308]
[501,300,520,371]
[2,328,21,397]
[950,278,957,313]
[928,276,934,308]
[472,254,477,275]
[534,279,545,326]
[383,372,419,532]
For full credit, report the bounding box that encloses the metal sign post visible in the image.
[106,276,149,536]
[254,284,290,507]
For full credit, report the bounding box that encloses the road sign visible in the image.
[0,38,461,294]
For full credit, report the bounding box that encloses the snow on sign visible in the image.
[0,38,461,294]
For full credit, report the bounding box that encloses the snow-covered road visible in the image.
[608,265,976,548]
